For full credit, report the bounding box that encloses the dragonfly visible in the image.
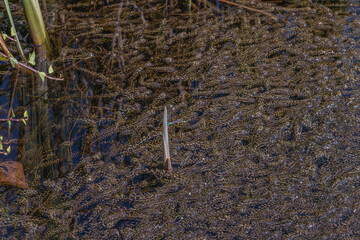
[168,118,187,125]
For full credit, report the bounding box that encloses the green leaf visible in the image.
[48,64,54,74]
[10,27,15,36]
[9,56,18,68]
[7,119,11,129]
[0,135,3,141]
[23,110,28,118]
[21,118,26,125]
[2,33,7,40]
[4,151,8,156]
[38,71,46,81]
[11,109,15,118]
[0,143,3,151]
[0,54,7,61]
[0,12,4,18]
[6,146,10,153]
[28,51,36,66]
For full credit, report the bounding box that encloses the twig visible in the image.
[0,117,25,122]
[0,37,34,75]
[0,51,63,81]
[218,0,284,22]
[0,36,14,58]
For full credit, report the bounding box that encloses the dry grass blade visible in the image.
[218,0,284,22]
[163,106,172,171]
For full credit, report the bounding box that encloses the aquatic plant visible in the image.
[185,0,281,21]
[1,0,357,238]
[0,0,61,184]
[22,0,51,53]
[1,0,61,80]
[0,46,61,81]
[3,0,27,61]
[4,0,51,56]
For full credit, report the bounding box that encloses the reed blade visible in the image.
[4,0,26,61]
[163,106,172,170]
[22,0,51,53]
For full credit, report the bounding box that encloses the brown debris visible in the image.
[0,161,29,188]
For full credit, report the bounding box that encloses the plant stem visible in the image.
[4,0,26,61]
[163,106,172,171]
[0,51,63,81]
[22,0,51,54]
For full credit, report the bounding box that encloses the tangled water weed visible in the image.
[0,0,359,238]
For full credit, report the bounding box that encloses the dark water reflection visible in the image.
[0,0,359,238]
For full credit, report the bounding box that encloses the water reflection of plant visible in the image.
[0,110,28,155]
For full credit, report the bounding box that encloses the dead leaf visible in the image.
[0,161,29,188]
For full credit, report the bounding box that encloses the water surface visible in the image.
[0,0,359,238]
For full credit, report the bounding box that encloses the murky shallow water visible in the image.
[0,0,359,238]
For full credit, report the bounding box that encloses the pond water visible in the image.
[0,0,359,238]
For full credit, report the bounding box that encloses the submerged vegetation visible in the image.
[0,0,359,238]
